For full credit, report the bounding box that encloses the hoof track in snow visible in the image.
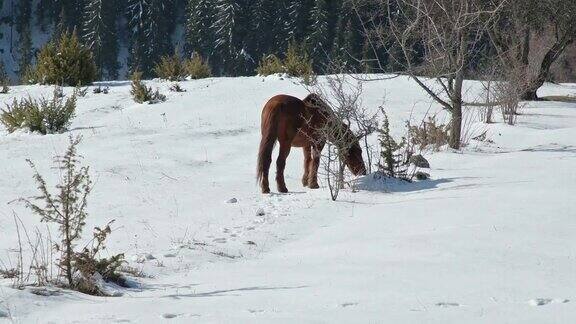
[435,302,461,308]
[247,309,265,314]
[528,298,570,306]
[340,302,358,308]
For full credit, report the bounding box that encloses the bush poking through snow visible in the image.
[408,116,450,151]
[257,42,315,84]
[154,53,187,81]
[378,111,411,180]
[74,221,127,295]
[184,52,212,80]
[130,71,166,104]
[377,110,429,182]
[0,81,9,94]
[19,136,125,296]
[283,41,315,85]
[256,54,284,76]
[169,83,186,92]
[34,31,97,86]
[92,86,109,94]
[0,91,76,134]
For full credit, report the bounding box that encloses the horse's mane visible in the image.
[302,93,358,147]
[303,93,332,115]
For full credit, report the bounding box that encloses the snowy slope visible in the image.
[0,76,575,323]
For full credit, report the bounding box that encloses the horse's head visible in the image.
[345,139,367,176]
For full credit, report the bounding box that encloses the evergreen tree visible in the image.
[127,0,176,77]
[16,0,34,77]
[38,0,86,36]
[213,0,255,75]
[186,0,216,60]
[308,0,330,70]
[82,0,121,79]
[286,0,314,42]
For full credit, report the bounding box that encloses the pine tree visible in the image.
[213,0,255,75]
[127,0,176,77]
[333,2,364,71]
[42,0,87,36]
[16,0,34,77]
[186,0,216,61]
[308,0,330,70]
[82,0,120,79]
[286,0,314,42]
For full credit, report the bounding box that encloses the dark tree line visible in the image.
[2,0,575,84]
[5,0,382,80]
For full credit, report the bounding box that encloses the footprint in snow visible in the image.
[247,309,265,314]
[212,237,227,244]
[528,298,570,306]
[435,302,461,308]
[340,302,358,308]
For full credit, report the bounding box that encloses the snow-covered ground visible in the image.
[0,75,575,323]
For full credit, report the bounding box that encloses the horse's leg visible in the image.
[276,142,292,193]
[302,146,311,187]
[261,155,272,194]
[308,141,325,189]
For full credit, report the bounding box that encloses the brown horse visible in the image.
[257,93,366,194]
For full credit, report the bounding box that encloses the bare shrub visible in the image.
[408,115,450,151]
[352,0,506,149]
[308,74,373,200]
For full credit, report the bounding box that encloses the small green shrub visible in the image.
[257,42,315,83]
[1,92,76,134]
[378,111,410,179]
[35,31,97,86]
[154,53,186,81]
[169,83,186,92]
[184,53,212,79]
[21,136,126,296]
[256,54,284,76]
[0,82,9,94]
[284,42,315,84]
[21,65,40,85]
[130,71,166,104]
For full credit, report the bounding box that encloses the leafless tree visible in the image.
[488,0,576,100]
[352,0,505,149]
[305,74,375,200]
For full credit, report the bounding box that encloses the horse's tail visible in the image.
[256,104,280,185]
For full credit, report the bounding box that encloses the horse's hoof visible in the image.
[262,188,271,194]
[278,187,289,193]
[308,183,320,189]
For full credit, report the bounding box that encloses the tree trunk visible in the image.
[521,36,575,101]
[449,72,464,150]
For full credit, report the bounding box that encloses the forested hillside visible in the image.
[0,0,574,82]
[0,0,377,81]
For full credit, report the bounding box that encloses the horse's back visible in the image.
[263,94,306,114]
